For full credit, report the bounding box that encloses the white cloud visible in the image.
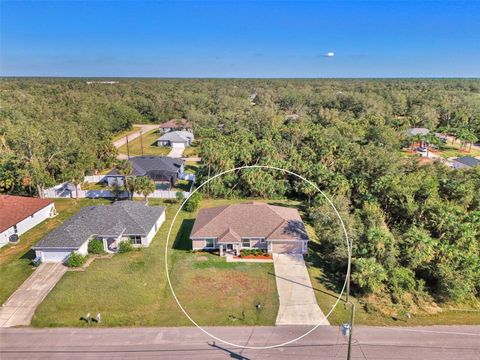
[325,52,335,57]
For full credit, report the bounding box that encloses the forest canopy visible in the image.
[1,78,479,312]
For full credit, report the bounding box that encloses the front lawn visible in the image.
[436,142,480,159]
[32,198,279,327]
[0,198,111,305]
[117,129,170,157]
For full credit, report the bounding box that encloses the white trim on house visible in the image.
[34,207,166,263]
[0,203,56,248]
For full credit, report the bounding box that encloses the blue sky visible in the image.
[1,1,479,77]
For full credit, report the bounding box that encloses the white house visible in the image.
[33,201,165,263]
[156,131,194,148]
[0,195,56,248]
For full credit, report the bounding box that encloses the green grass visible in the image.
[0,198,111,305]
[182,142,200,157]
[31,198,279,327]
[436,142,480,159]
[112,126,141,141]
[117,129,170,157]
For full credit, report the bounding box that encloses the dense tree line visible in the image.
[1,78,479,313]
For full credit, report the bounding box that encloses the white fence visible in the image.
[84,175,107,183]
[84,173,195,183]
[44,182,191,199]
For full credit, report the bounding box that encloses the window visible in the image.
[129,236,142,245]
[260,238,266,243]
[241,238,251,248]
[205,238,215,248]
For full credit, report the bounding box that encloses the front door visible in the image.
[226,244,233,251]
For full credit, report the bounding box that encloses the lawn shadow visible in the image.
[305,240,347,297]
[20,248,36,261]
[172,218,195,251]
[267,271,338,301]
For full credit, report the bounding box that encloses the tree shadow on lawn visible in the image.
[20,248,36,261]
[172,218,195,251]
[305,241,347,298]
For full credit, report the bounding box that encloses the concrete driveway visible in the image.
[273,254,329,325]
[0,263,67,327]
[167,147,185,158]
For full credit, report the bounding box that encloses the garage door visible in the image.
[41,250,72,263]
[172,142,186,148]
[271,241,303,254]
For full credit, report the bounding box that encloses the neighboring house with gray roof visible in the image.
[406,127,430,137]
[33,201,166,263]
[190,202,309,256]
[106,156,184,189]
[156,131,194,148]
[452,156,480,169]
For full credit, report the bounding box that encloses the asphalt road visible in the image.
[1,325,479,359]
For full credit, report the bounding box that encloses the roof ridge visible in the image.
[265,219,289,240]
[119,203,149,233]
[192,204,231,236]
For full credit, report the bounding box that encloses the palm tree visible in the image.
[116,159,133,198]
[133,176,155,202]
[424,133,441,157]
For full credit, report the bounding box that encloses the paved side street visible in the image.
[1,325,479,359]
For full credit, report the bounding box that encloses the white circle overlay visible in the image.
[164,165,351,350]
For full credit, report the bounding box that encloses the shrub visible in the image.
[184,191,201,212]
[119,240,133,253]
[88,239,105,254]
[65,252,87,267]
[175,191,184,203]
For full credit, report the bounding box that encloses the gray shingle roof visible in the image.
[406,128,430,137]
[157,131,194,143]
[455,156,480,167]
[33,201,165,249]
[108,156,183,182]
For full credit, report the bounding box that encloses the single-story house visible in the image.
[190,202,309,256]
[156,131,194,148]
[33,201,165,263]
[106,156,184,188]
[0,195,57,248]
[452,156,480,169]
[158,119,192,133]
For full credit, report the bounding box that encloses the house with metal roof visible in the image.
[190,202,309,256]
[156,130,194,148]
[105,156,184,188]
[0,195,56,248]
[33,201,165,262]
[452,156,480,169]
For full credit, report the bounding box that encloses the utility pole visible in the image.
[346,303,356,360]
[126,136,130,159]
[140,131,144,156]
